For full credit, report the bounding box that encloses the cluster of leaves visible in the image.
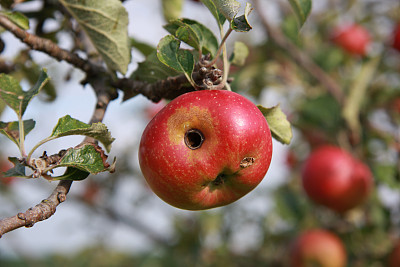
[0,70,115,181]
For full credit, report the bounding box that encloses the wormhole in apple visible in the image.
[184,129,204,150]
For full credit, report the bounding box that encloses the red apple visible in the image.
[301,145,373,213]
[391,98,400,114]
[138,90,273,210]
[389,240,400,267]
[289,229,347,267]
[332,24,371,56]
[392,23,400,52]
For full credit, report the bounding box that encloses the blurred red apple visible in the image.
[301,145,373,213]
[289,229,347,267]
[139,90,273,210]
[0,159,15,186]
[332,24,370,56]
[392,23,400,52]
[389,240,400,267]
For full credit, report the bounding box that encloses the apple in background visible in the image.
[389,240,400,267]
[301,145,373,213]
[391,98,400,114]
[139,90,273,210]
[289,229,347,267]
[80,181,101,205]
[392,23,400,52]
[0,159,15,186]
[331,24,371,56]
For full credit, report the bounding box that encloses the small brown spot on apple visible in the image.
[240,157,255,168]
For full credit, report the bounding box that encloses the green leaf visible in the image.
[0,70,49,116]
[57,144,113,174]
[164,18,219,57]
[231,2,253,32]
[22,69,49,116]
[12,52,57,101]
[59,0,130,74]
[282,14,301,44]
[258,105,292,145]
[298,94,343,133]
[0,11,29,30]
[126,51,181,101]
[162,0,183,22]
[130,51,180,83]
[200,0,226,26]
[343,57,380,139]
[52,167,90,181]
[373,164,399,189]
[4,157,28,178]
[229,41,249,66]
[287,0,312,28]
[0,119,35,146]
[0,73,23,114]
[50,115,115,153]
[157,35,195,80]
[212,0,240,21]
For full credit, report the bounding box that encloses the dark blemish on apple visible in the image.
[212,173,226,186]
[240,157,255,168]
[184,129,204,150]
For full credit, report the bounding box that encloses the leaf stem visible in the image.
[26,136,56,164]
[18,104,26,157]
[220,26,232,91]
[207,27,233,68]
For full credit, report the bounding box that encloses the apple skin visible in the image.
[138,90,273,210]
[389,240,400,267]
[393,23,400,52]
[332,24,370,56]
[301,145,373,213]
[289,229,347,267]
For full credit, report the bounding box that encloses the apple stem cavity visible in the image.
[212,173,226,186]
[184,129,204,150]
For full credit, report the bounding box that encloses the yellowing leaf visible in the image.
[59,0,130,74]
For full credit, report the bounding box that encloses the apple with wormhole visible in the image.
[289,229,347,267]
[139,90,273,210]
[331,24,370,56]
[302,145,373,213]
[389,240,400,267]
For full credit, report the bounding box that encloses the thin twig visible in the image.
[253,0,344,104]
[0,15,100,75]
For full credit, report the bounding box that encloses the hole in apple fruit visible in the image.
[184,129,204,150]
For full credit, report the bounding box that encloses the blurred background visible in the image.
[0,0,399,266]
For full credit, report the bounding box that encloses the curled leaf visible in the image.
[258,104,293,145]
